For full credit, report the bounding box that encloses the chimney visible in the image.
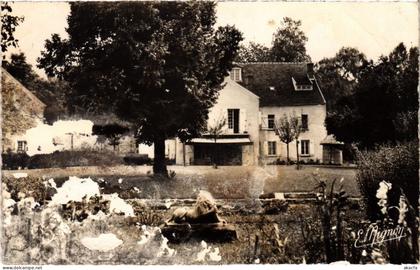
[307,63,315,79]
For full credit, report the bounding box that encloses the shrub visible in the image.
[27,150,123,169]
[123,154,152,165]
[1,152,30,170]
[356,140,418,220]
[2,175,47,203]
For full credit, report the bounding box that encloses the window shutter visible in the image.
[310,140,314,156]
[240,109,246,133]
[276,141,281,157]
[225,109,230,132]
[263,141,268,156]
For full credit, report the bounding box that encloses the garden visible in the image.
[2,141,418,265]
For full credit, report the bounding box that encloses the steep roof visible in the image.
[1,68,46,109]
[235,62,326,107]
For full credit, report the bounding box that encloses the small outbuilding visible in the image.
[321,135,344,165]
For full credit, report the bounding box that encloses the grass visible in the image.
[3,165,359,199]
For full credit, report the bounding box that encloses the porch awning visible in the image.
[186,137,253,145]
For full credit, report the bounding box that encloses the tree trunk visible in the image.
[182,142,186,166]
[286,143,290,165]
[296,140,300,170]
[153,137,168,176]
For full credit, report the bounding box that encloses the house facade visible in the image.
[174,77,260,165]
[170,62,331,165]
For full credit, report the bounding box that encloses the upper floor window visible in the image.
[227,108,240,133]
[268,114,275,129]
[230,68,242,82]
[301,140,310,155]
[301,114,308,131]
[292,77,313,91]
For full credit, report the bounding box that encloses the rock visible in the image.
[161,222,237,243]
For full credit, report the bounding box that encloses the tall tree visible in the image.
[275,114,295,165]
[271,17,310,62]
[325,43,418,148]
[316,47,369,111]
[235,42,271,62]
[37,2,242,175]
[3,52,37,83]
[1,2,23,55]
[290,113,302,169]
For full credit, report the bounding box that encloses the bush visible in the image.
[356,140,418,220]
[27,150,123,169]
[123,154,152,165]
[2,152,30,170]
[2,175,48,203]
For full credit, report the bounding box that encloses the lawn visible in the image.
[2,165,359,199]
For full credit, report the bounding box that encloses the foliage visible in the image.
[372,180,419,263]
[355,140,418,222]
[123,154,152,166]
[235,42,271,62]
[27,150,124,169]
[2,151,30,170]
[315,47,368,111]
[37,2,243,175]
[274,113,301,165]
[235,17,310,63]
[326,43,418,147]
[1,2,23,54]
[2,175,48,203]
[271,17,310,62]
[92,124,130,151]
[313,174,351,263]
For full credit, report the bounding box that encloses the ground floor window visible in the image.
[268,141,277,156]
[301,140,310,155]
[17,140,27,153]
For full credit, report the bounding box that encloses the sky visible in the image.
[7,1,419,77]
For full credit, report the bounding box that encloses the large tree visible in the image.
[316,47,369,111]
[235,42,271,62]
[37,2,242,175]
[326,43,418,148]
[271,17,310,62]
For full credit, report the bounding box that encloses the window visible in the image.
[301,140,310,155]
[267,114,275,129]
[301,114,308,130]
[17,140,27,153]
[230,68,242,82]
[268,141,277,156]
[227,108,240,133]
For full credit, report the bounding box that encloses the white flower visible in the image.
[376,181,391,200]
[376,181,392,215]
[398,196,408,225]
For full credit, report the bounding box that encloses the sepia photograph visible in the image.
[1,0,418,267]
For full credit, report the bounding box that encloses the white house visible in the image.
[174,76,260,165]
[237,62,328,164]
[169,62,333,165]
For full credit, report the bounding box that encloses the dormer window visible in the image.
[230,67,242,82]
[292,77,313,91]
